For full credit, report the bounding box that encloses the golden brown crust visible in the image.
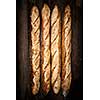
[61,5,72,96]
[41,4,50,94]
[30,6,40,95]
[51,5,61,94]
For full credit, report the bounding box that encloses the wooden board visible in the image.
[16,0,83,100]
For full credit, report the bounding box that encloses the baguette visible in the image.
[30,6,40,95]
[61,5,72,97]
[51,5,61,94]
[41,4,50,94]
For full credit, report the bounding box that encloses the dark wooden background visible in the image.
[16,0,83,100]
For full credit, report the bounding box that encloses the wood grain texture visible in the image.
[16,0,83,99]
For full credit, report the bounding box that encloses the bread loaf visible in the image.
[51,5,61,94]
[61,5,72,97]
[30,6,40,95]
[41,4,50,94]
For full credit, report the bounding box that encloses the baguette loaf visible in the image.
[30,6,40,95]
[41,4,50,94]
[61,5,72,97]
[51,5,61,94]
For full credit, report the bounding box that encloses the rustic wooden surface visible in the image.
[16,0,83,100]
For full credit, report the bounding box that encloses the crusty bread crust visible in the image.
[61,5,72,96]
[51,5,61,94]
[41,4,50,94]
[31,6,40,95]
